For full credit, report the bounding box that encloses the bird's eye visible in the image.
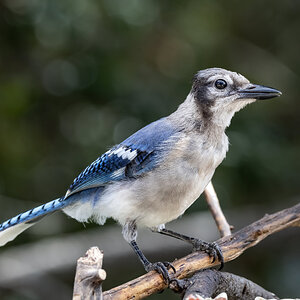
[215,79,227,89]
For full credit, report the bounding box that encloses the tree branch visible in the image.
[73,247,106,300]
[173,269,279,300]
[204,182,232,237]
[103,202,300,299]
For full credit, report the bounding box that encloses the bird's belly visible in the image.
[137,173,212,228]
[135,163,215,227]
[96,157,217,228]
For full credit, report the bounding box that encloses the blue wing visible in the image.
[66,117,176,197]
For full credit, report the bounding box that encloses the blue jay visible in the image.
[0,68,281,283]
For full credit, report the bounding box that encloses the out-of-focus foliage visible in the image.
[0,0,299,299]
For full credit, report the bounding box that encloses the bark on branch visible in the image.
[175,269,279,300]
[103,202,300,299]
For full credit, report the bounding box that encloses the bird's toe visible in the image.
[145,261,176,284]
[192,239,224,269]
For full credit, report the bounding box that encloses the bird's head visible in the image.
[190,68,281,128]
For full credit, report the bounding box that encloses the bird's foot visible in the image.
[145,261,176,284]
[191,239,224,269]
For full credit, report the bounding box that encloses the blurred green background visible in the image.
[0,0,299,299]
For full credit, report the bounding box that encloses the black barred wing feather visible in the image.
[66,145,155,197]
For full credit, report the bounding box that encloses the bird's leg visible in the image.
[123,221,176,284]
[154,226,224,269]
[129,240,176,284]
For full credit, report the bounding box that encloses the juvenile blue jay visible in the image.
[0,68,281,283]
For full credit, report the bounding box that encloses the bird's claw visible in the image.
[145,261,176,284]
[191,239,224,270]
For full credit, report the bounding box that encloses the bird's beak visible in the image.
[238,84,282,100]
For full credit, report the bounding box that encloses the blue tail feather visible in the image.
[0,197,66,232]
